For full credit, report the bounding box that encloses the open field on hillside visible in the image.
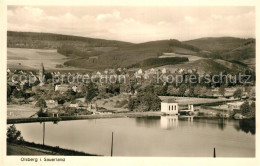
[159,53,204,62]
[95,94,129,112]
[155,58,247,74]
[242,58,255,70]
[7,48,87,71]
[7,104,39,118]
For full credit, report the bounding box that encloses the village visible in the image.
[7,62,255,121]
[4,5,257,159]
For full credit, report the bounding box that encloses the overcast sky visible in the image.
[7,6,255,43]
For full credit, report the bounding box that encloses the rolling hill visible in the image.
[7,31,255,72]
[184,37,255,69]
[7,31,132,49]
[63,39,200,70]
[184,37,254,52]
[8,32,200,70]
[155,58,249,75]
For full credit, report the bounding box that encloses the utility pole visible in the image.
[213,148,216,158]
[111,132,114,157]
[43,122,45,145]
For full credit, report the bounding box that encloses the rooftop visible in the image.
[162,99,178,103]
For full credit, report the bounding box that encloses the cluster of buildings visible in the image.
[7,62,255,119]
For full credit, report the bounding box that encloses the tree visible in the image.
[35,98,47,108]
[178,84,187,97]
[107,83,120,95]
[128,97,138,111]
[12,88,25,98]
[135,86,161,111]
[249,102,256,118]
[233,88,243,99]
[44,72,53,82]
[154,85,167,96]
[249,87,255,99]
[206,89,213,97]
[219,86,225,97]
[184,89,190,97]
[85,82,98,103]
[194,85,201,97]
[7,84,12,99]
[167,85,179,96]
[37,107,49,117]
[7,125,24,143]
[188,86,195,97]
[240,101,250,116]
[199,86,208,97]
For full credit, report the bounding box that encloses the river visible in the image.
[13,116,255,157]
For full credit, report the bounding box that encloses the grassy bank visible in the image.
[7,142,99,156]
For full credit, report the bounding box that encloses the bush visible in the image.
[198,112,205,116]
[35,98,47,108]
[37,108,49,117]
[115,99,128,108]
[7,125,24,143]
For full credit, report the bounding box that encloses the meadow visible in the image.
[7,48,86,71]
[159,52,204,62]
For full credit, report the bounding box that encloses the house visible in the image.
[137,69,143,75]
[55,84,70,92]
[108,69,116,74]
[69,101,79,108]
[96,71,102,76]
[47,109,59,117]
[176,68,184,74]
[234,113,244,119]
[117,68,122,72]
[225,88,237,97]
[187,69,193,74]
[150,68,155,74]
[143,73,150,79]
[227,102,244,111]
[72,85,77,92]
[162,68,167,74]
[161,99,178,115]
[46,100,58,108]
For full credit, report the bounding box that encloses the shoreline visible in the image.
[7,111,251,124]
[7,112,164,124]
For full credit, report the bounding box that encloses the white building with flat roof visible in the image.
[161,99,178,115]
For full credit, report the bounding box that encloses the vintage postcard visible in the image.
[0,0,259,166]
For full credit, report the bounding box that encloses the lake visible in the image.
[13,116,255,157]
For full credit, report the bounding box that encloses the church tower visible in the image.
[39,62,45,80]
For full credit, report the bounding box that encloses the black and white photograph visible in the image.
[0,0,259,166]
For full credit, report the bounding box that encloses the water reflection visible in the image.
[234,119,255,135]
[135,116,160,128]
[135,116,255,135]
[217,119,226,131]
[160,116,179,129]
